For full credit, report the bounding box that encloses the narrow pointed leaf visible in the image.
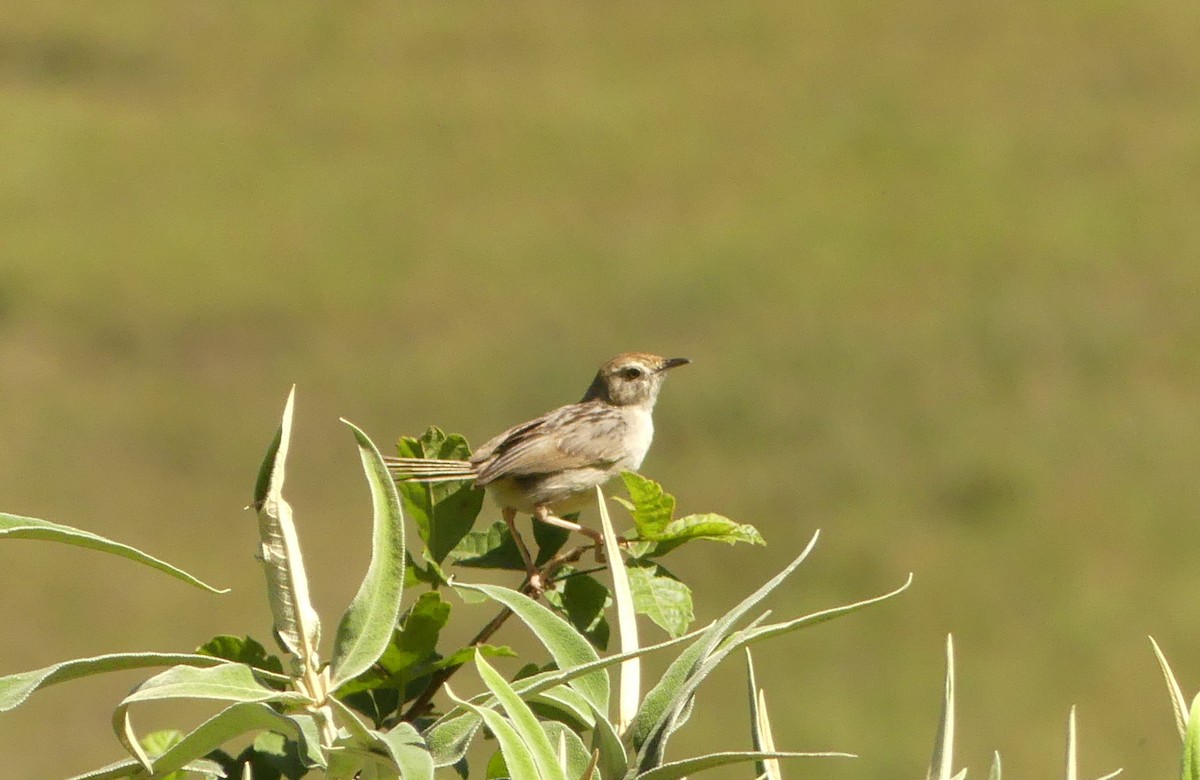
[636,751,854,780]
[598,488,640,734]
[0,513,226,594]
[477,653,566,780]
[331,419,407,688]
[0,653,251,713]
[64,758,226,780]
[453,582,609,713]
[146,702,319,776]
[989,751,1002,780]
[927,635,956,780]
[631,532,821,754]
[380,723,435,780]
[422,626,704,765]
[636,568,910,773]
[253,387,321,667]
[1150,636,1188,742]
[590,706,628,780]
[423,711,482,768]
[447,685,542,780]
[1066,705,1077,780]
[542,721,592,780]
[746,651,781,780]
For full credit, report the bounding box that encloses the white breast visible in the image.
[623,408,655,470]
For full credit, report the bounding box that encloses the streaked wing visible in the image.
[472,402,627,485]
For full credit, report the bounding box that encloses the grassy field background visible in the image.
[2,2,1199,776]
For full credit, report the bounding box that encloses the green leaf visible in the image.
[452,582,609,714]
[0,513,227,594]
[546,572,611,651]
[253,387,321,667]
[396,428,484,564]
[618,473,675,540]
[641,514,765,558]
[476,653,566,780]
[0,652,251,713]
[532,518,571,565]
[433,644,518,672]
[336,590,454,702]
[331,419,408,689]
[197,636,286,679]
[636,751,855,780]
[627,563,693,638]
[451,521,528,570]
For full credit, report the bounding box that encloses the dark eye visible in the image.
[621,366,644,380]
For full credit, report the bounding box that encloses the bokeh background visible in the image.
[2,2,1199,776]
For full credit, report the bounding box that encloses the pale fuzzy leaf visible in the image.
[64,758,227,780]
[631,531,822,757]
[452,582,608,713]
[422,626,705,767]
[590,705,627,780]
[599,488,640,734]
[989,751,1002,780]
[1093,771,1123,780]
[254,387,322,669]
[745,650,780,780]
[542,721,593,780]
[113,664,308,767]
[927,635,955,780]
[1149,635,1188,742]
[531,685,597,729]
[635,750,855,780]
[446,685,542,780]
[0,653,262,713]
[636,569,910,773]
[0,513,227,594]
[756,691,782,780]
[476,653,566,780]
[949,771,967,780]
[1066,705,1077,780]
[134,702,316,777]
[330,419,407,688]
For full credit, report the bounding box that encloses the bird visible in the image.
[385,352,690,590]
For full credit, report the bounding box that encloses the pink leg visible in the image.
[534,506,606,562]
[503,507,544,592]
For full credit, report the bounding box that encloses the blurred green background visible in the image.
[2,1,1199,776]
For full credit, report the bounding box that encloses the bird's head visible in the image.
[581,352,691,408]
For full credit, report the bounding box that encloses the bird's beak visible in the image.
[659,357,691,372]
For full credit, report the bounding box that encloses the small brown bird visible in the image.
[386,352,690,589]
